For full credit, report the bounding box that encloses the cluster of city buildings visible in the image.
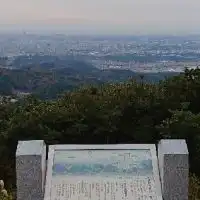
[0,34,200,72]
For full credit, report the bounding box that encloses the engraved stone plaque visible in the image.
[44,144,162,200]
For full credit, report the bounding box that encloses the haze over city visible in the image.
[0,1,199,200]
[0,0,200,35]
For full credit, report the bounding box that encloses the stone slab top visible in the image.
[159,139,188,155]
[16,140,45,156]
[51,144,156,151]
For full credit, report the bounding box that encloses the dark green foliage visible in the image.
[0,77,13,95]
[1,67,200,190]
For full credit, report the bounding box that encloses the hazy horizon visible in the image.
[0,0,200,35]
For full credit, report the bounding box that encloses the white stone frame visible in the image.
[44,144,163,200]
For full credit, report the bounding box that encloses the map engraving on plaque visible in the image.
[53,149,153,177]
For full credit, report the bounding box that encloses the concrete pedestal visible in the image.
[16,140,46,200]
[158,139,189,200]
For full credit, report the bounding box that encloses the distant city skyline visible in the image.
[0,0,200,35]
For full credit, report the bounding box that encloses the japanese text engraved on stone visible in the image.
[51,149,157,200]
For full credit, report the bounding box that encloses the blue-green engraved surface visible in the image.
[52,149,153,177]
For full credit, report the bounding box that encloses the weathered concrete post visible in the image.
[158,139,189,200]
[16,140,46,200]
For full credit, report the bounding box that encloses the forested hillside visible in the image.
[0,66,178,99]
[0,55,178,99]
[0,68,200,199]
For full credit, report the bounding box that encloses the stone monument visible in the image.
[15,139,189,200]
[158,139,189,200]
[44,144,163,200]
[16,140,46,200]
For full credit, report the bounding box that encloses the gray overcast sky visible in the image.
[0,0,200,34]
